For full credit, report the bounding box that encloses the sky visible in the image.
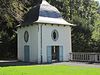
[95,0,100,4]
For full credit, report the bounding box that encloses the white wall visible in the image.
[38,24,42,63]
[17,24,72,63]
[17,25,38,62]
[41,24,72,63]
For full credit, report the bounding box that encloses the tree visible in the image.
[0,0,40,59]
[47,0,100,52]
[0,0,100,59]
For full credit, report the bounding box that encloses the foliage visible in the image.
[0,0,18,59]
[0,0,100,59]
[92,14,100,41]
[47,0,100,52]
[0,0,41,59]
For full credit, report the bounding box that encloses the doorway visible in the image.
[47,46,63,63]
[52,46,59,62]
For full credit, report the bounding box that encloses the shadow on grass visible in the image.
[0,61,39,67]
[0,60,53,67]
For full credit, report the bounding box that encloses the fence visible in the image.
[70,52,100,62]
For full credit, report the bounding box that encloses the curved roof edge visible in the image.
[35,16,75,26]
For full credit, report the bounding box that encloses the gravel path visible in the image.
[0,60,100,68]
[52,62,100,68]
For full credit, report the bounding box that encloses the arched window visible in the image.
[24,31,29,43]
[51,30,59,41]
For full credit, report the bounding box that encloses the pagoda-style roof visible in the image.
[22,0,74,26]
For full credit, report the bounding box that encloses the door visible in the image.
[52,46,59,62]
[59,46,63,61]
[47,46,52,63]
[24,45,30,62]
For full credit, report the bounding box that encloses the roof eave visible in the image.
[34,21,75,26]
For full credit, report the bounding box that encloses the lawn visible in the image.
[0,65,100,75]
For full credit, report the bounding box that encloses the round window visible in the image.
[24,31,29,43]
[51,30,59,41]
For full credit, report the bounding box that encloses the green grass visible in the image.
[0,65,100,75]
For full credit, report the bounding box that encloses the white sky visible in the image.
[94,0,100,4]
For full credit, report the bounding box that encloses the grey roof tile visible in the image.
[22,0,74,26]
